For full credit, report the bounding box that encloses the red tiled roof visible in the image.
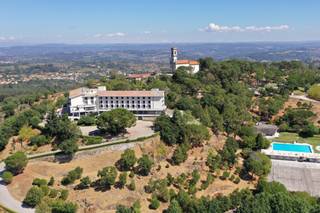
[176,60,199,65]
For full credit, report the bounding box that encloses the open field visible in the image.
[6,134,254,213]
[268,159,320,196]
[274,132,320,153]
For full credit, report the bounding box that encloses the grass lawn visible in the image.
[274,132,320,153]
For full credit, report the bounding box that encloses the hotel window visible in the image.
[148,97,151,99]
[116,97,118,99]
[111,101,113,103]
[148,105,151,108]
[143,97,145,99]
[138,101,140,104]
[121,105,124,108]
[111,97,113,99]
[127,101,129,104]
[131,105,135,108]
[100,105,103,108]
[111,105,114,108]
[143,105,145,108]
[121,97,124,99]
[143,101,145,104]
[137,105,140,109]
[132,101,134,104]
[148,101,151,104]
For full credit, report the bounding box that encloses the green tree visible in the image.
[1,171,13,184]
[149,194,160,210]
[136,154,153,176]
[23,186,44,207]
[118,172,127,189]
[184,124,210,147]
[97,166,118,188]
[171,144,189,165]
[166,199,183,213]
[50,200,78,213]
[4,151,28,175]
[78,176,91,189]
[117,149,137,171]
[244,152,271,177]
[97,108,136,135]
[58,139,79,156]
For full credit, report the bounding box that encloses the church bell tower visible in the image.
[170,47,177,72]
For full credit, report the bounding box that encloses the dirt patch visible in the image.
[7,135,254,213]
[273,97,320,126]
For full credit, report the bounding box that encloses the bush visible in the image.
[128,179,136,191]
[77,115,96,126]
[117,149,137,171]
[118,172,127,189]
[59,189,69,200]
[83,136,103,145]
[171,144,188,165]
[50,200,78,213]
[234,177,240,184]
[307,84,320,101]
[136,154,153,176]
[61,167,83,185]
[1,171,13,184]
[4,151,28,175]
[32,178,48,187]
[229,174,235,181]
[29,135,49,147]
[23,186,44,207]
[49,188,59,198]
[48,176,55,186]
[220,171,230,180]
[78,176,91,189]
[149,194,160,210]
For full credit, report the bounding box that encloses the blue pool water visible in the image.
[272,143,312,153]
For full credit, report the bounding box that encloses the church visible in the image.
[170,47,200,74]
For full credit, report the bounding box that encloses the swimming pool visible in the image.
[272,142,313,153]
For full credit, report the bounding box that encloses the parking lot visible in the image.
[268,159,320,196]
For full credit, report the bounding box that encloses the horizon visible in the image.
[1,0,320,45]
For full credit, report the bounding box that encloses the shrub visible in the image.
[50,200,78,213]
[32,178,48,187]
[4,151,28,175]
[234,177,240,184]
[117,149,137,171]
[29,135,49,147]
[23,186,44,207]
[136,154,153,176]
[83,136,103,145]
[128,179,136,191]
[48,176,55,186]
[49,188,59,198]
[59,189,69,200]
[61,167,83,185]
[77,115,96,126]
[171,144,188,165]
[220,171,230,180]
[149,194,160,210]
[307,84,320,101]
[78,176,91,189]
[229,174,235,181]
[1,171,13,184]
[118,172,127,189]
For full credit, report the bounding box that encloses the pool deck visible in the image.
[262,142,320,162]
[269,159,320,196]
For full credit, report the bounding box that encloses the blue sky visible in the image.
[0,0,319,44]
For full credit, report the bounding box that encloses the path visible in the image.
[289,94,320,103]
[0,163,34,213]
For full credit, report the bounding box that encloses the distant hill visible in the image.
[1,42,320,63]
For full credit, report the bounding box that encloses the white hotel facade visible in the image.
[68,86,166,120]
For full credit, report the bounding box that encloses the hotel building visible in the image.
[68,86,166,120]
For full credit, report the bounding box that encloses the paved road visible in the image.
[0,162,35,213]
[268,159,320,196]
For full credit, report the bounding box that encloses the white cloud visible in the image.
[106,32,126,37]
[0,36,16,42]
[93,33,103,38]
[201,23,290,32]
